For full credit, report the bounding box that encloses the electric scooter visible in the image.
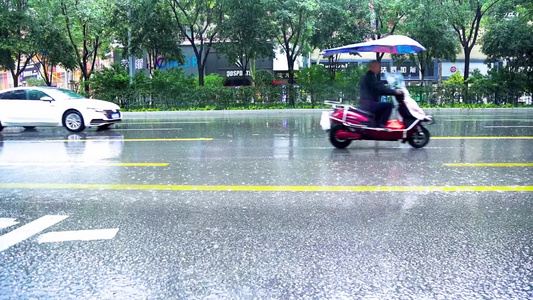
[320,73,434,149]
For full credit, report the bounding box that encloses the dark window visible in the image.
[0,90,27,100]
[28,90,49,100]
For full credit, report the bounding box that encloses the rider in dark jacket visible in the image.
[360,60,402,128]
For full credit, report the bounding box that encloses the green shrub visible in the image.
[254,69,274,86]
[90,63,131,102]
[444,72,464,86]
[202,74,225,87]
[25,78,46,86]
[89,64,529,110]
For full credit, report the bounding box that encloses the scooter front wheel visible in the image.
[329,125,352,149]
[408,125,430,148]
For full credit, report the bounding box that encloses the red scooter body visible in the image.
[323,100,432,149]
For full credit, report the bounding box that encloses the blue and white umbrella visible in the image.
[322,35,426,56]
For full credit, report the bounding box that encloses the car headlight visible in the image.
[87,108,104,112]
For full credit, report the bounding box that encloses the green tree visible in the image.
[57,0,117,92]
[115,0,183,74]
[31,0,77,86]
[0,0,36,87]
[444,0,502,84]
[269,0,318,85]
[217,0,275,84]
[311,0,372,78]
[482,0,532,92]
[167,0,224,86]
[371,0,408,61]
[399,0,460,84]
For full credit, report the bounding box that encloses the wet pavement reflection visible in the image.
[0,109,531,299]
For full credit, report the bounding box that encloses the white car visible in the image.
[518,95,532,105]
[0,87,121,132]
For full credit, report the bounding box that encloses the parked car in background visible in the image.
[0,87,121,132]
[518,95,532,105]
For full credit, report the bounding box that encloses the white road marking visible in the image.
[37,228,119,243]
[124,121,211,125]
[0,215,68,251]
[0,218,19,230]
[112,128,183,131]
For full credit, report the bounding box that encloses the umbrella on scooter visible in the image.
[321,35,426,56]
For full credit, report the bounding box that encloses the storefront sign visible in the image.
[226,70,251,77]
[381,65,418,74]
[20,63,40,81]
[156,57,198,69]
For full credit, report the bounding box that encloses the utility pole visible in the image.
[127,6,133,83]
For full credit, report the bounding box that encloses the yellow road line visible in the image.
[4,138,213,143]
[433,136,533,140]
[0,183,530,192]
[0,162,169,167]
[444,163,533,167]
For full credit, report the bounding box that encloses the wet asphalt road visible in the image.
[0,109,532,299]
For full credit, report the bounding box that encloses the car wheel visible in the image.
[62,110,86,132]
[408,126,430,148]
[23,126,36,130]
[329,125,352,149]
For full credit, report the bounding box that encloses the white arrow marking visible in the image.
[37,228,119,243]
[0,215,69,251]
[0,218,19,230]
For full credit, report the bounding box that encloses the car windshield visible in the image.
[45,88,85,100]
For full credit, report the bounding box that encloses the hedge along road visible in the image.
[0,109,531,299]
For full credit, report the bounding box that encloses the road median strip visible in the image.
[0,183,530,192]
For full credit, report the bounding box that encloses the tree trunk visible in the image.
[44,63,52,86]
[463,47,472,102]
[11,72,19,87]
[463,47,472,84]
[198,63,205,86]
[328,56,335,80]
[438,59,443,85]
[287,55,295,107]
[49,65,53,87]
[241,58,248,85]
[420,71,425,87]
[287,56,295,85]
[83,72,90,93]
[250,59,256,84]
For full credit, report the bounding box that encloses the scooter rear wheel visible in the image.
[408,125,430,148]
[329,125,352,149]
